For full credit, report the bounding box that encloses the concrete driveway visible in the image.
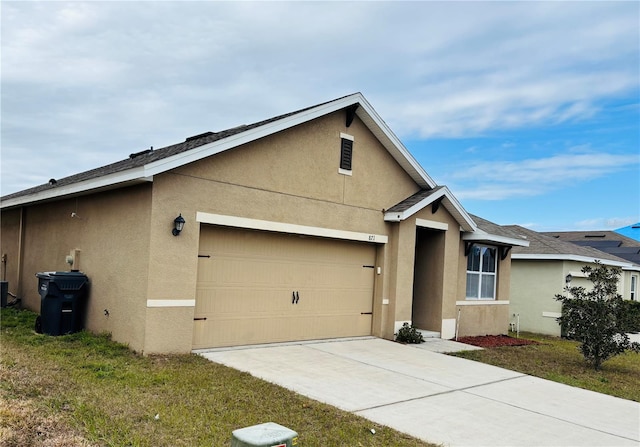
[197,337,640,447]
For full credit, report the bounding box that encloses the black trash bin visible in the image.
[36,271,89,336]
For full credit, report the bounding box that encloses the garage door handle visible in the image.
[361,312,373,315]
[296,291,300,304]
[292,291,296,304]
[194,317,207,321]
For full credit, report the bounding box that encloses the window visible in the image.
[466,245,497,299]
[339,134,354,173]
[631,275,638,301]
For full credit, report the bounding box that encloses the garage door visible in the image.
[193,225,376,349]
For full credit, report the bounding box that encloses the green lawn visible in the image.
[451,332,640,402]
[0,308,434,447]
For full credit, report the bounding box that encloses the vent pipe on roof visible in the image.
[130,147,153,159]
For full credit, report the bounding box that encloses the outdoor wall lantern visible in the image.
[565,274,572,285]
[172,214,186,236]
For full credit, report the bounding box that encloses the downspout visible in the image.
[455,307,461,341]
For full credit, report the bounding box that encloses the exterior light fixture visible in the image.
[565,274,572,284]
[172,214,185,236]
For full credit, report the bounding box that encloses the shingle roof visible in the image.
[385,187,445,213]
[1,103,319,203]
[469,215,526,242]
[541,231,640,264]
[506,225,635,265]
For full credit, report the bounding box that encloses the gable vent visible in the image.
[340,138,353,171]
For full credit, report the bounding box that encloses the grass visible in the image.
[451,331,640,402]
[0,308,434,447]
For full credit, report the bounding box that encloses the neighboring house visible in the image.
[0,93,527,354]
[507,225,640,336]
[543,230,640,265]
[615,223,640,242]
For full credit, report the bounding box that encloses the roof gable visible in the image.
[1,93,436,209]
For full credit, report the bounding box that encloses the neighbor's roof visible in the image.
[506,225,639,270]
[542,230,640,265]
[1,93,437,209]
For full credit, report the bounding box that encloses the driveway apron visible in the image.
[197,337,640,447]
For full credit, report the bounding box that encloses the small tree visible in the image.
[556,262,640,370]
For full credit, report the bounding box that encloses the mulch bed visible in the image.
[456,334,540,348]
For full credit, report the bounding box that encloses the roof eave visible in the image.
[463,232,530,247]
[3,93,436,207]
[511,253,637,269]
[383,186,476,232]
[1,168,152,209]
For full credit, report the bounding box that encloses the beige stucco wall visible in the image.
[139,111,422,352]
[1,185,152,352]
[453,244,512,337]
[0,208,22,292]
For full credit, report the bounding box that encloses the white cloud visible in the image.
[449,151,639,201]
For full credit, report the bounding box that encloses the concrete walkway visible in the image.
[197,337,640,447]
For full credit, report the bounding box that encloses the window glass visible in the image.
[465,245,497,300]
[466,273,479,299]
[481,275,495,298]
[481,247,496,272]
[467,246,481,271]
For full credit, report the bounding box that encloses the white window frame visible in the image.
[631,275,638,301]
[466,244,497,300]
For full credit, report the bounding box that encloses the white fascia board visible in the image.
[0,168,152,209]
[383,186,476,232]
[196,212,388,244]
[463,232,530,247]
[354,96,436,189]
[511,253,633,268]
[144,96,364,177]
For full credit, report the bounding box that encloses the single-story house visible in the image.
[1,93,527,354]
[506,225,640,336]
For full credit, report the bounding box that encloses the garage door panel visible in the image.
[194,226,376,349]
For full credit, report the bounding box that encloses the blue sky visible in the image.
[2,1,638,231]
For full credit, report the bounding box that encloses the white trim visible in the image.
[441,318,456,339]
[542,311,562,318]
[415,218,448,231]
[1,170,153,208]
[147,299,196,308]
[338,168,353,176]
[456,300,510,306]
[384,186,476,232]
[3,93,438,210]
[463,232,529,247]
[394,320,412,334]
[511,253,635,268]
[340,132,354,141]
[196,212,388,244]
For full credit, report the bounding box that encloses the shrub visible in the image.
[617,300,640,333]
[395,323,424,344]
[556,262,640,370]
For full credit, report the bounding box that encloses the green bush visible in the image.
[618,300,640,333]
[395,323,424,344]
[556,262,640,370]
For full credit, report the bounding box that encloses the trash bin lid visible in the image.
[36,271,56,279]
